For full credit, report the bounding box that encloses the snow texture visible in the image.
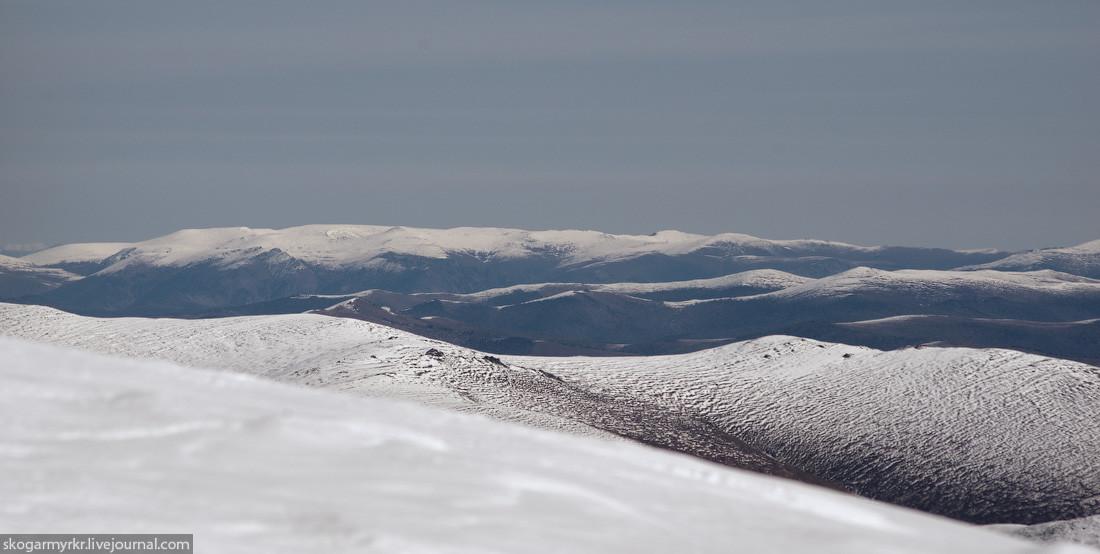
[991,515,1100,550]
[518,338,1100,524]
[3,336,1091,554]
[2,303,1098,526]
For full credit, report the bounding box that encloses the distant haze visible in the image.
[2,1,1098,251]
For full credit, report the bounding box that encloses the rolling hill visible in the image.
[5,335,1075,553]
[11,225,1012,316]
[3,302,1097,526]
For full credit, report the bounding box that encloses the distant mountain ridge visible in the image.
[0,254,79,298]
[8,224,1017,314]
[19,225,1009,273]
[960,240,1100,279]
[314,266,1100,361]
[5,225,1099,363]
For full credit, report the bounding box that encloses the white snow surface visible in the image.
[0,255,81,293]
[469,269,810,298]
[765,267,1100,298]
[348,269,810,307]
[345,266,1095,310]
[0,254,35,270]
[19,224,876,271]
[0,254,78,279]
[3,335,1089,554]
[2,303,1099,527]
[959,240,1100,273]
[667,267,1100,306]
[511,336,1100,484]
[842,315,1100,326]
[594,269,813,293]
[19,242,131,265]
[992,516,1100,550]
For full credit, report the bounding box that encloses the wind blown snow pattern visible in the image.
[992,515,1100,550]
[516,339,1100,524]
[2,336,1089,554]
[2,303,1098,526]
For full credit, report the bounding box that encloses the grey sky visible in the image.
[2,1,1098,251]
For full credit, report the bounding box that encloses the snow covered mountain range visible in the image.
[8,335,1092,553]
[3,303,1098,530]
[4,225,1099,362]
[3,225,1099,550]
[316,266,1100,360]
[960,240,1100,279]
[0,253,79,298]
[10,224,1008,314]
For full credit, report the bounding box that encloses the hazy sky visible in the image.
[2,1,1098,251]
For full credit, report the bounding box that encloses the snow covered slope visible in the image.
[14,225,1012,315]
[314,267,1100,357]
[3,303,1098,526]
[20,225,957,269]
[519,340,1100,524]
[826,316,1100,366]
[0,254,79,299]
[19,241,131,275]
[356,267,1100,312]
[6,336,1081,554]
[375,269,814,305]
[678,268,1100,332]
[733,267,1100,302]
[0,303,820,486]
[960,240,1100,279]
[993,515,1100,550]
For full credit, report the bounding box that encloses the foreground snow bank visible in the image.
[2,302,1098,525]
[1,337,1082,554]
[991,516,1100,550]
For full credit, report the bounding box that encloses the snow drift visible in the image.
[2,303,1097,525]
[2,336,1089,554]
